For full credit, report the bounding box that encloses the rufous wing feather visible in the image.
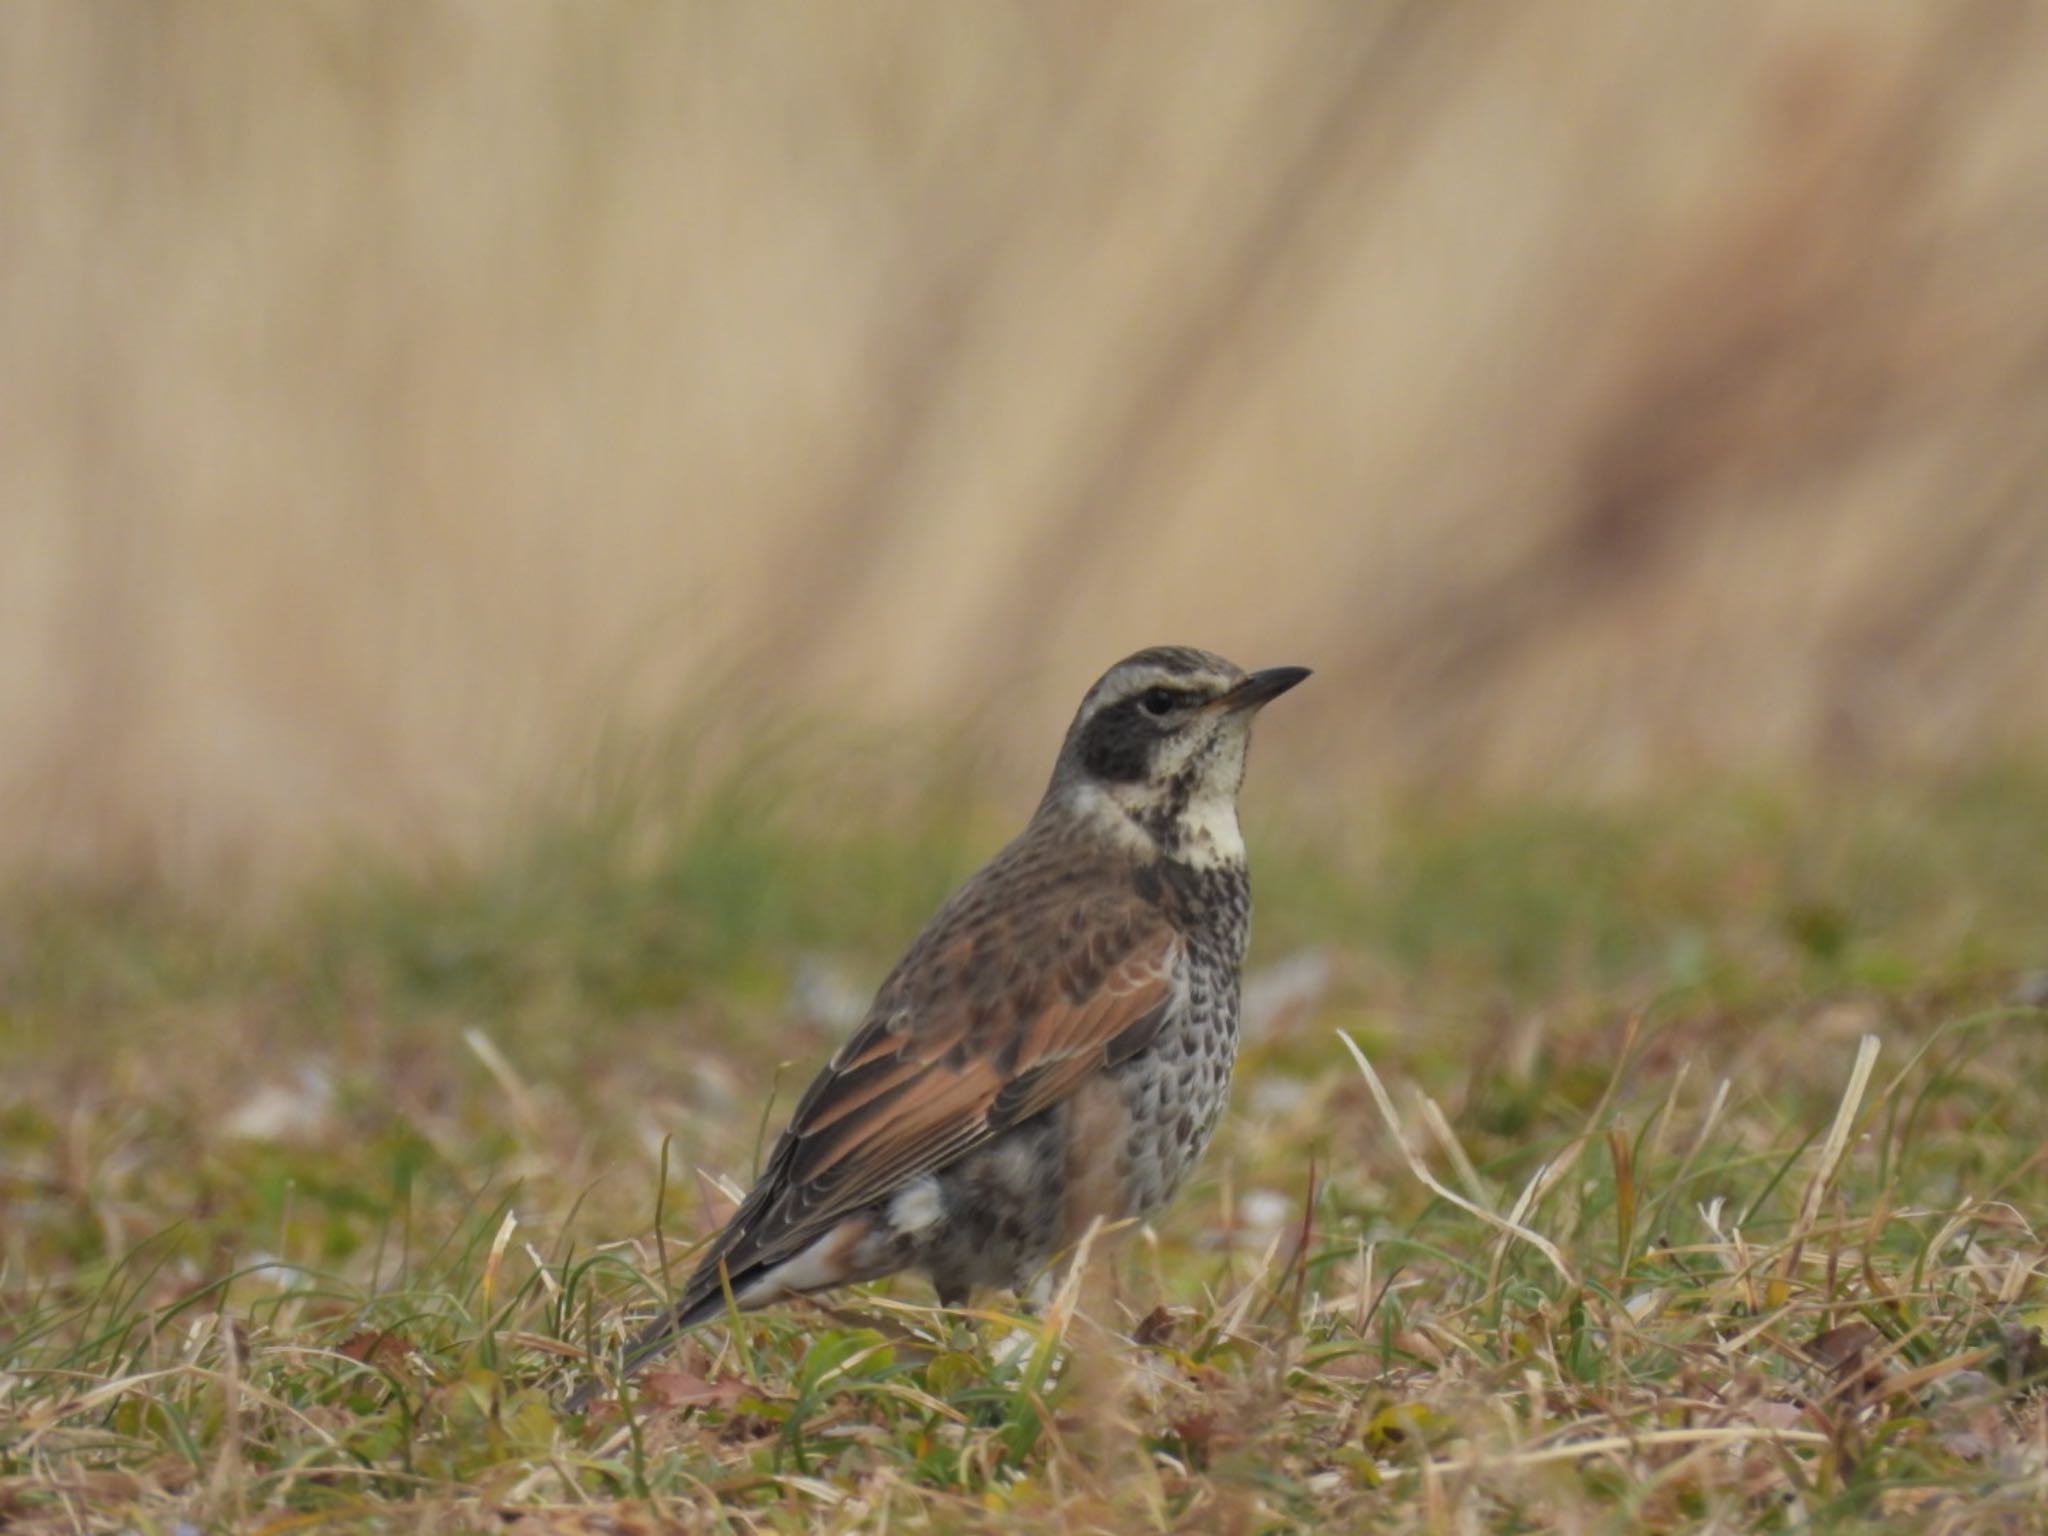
[675,896,1182,1309]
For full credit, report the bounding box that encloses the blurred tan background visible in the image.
[6,2,2048,887]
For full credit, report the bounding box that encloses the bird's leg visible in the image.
[986,1265,1076,1371]
[932,1279,976,1349]
[1020,1271,1057,1315]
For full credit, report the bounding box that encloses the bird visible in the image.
[573,645,1308,1407]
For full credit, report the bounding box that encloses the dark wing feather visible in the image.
[676,869,1179,1311]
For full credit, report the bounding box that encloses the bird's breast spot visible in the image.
[887,1174,947,1237]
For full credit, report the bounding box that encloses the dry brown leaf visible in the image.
[1806,1321,1887,1402]
[338,1329,416,1375]
[638,1370,751,1411]
[1132,1305,1180,1347]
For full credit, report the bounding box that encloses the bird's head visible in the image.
[1042,645,1310,867]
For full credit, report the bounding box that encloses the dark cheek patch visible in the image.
[1080,708,1154,783]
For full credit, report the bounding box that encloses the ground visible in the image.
[4,759,2048,1532]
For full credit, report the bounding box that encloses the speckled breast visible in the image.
[1111,942,1242,1218]
[1114,860,1251,1218]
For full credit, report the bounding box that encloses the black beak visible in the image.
[1216,665,1312,712]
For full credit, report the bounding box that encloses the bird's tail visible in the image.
[562,1280,734,1414]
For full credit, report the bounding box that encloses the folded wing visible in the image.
[637,884,1181,1357]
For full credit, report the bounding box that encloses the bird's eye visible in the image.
[1140,687,1180,717]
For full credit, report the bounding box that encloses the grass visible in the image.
[4,756,2048,1532]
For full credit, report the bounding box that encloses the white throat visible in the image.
[1174,783,1246,869]
[1061,779,1247,870]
